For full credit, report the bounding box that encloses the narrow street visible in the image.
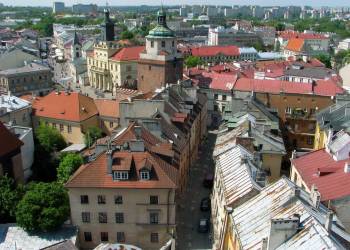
[176,132,217,250]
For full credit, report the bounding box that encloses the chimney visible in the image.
[106,150,113,175]
[311,184,321,208]
[311,80,317,93]
[267,215,300,250]
[261,238,268,250]
[325,211,334,232]
[134,125,142,139]
[344,162,350,173]
[293,187,300,198]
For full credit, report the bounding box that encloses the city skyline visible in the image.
[1,0,350,7]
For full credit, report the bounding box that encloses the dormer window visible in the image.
[113,171,129,180]
[140,170,150,180]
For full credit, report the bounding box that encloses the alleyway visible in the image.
[176,132,217,250]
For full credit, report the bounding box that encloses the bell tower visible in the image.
[71,32,82,60]
[137,8,183,93]
[101,8,115,41]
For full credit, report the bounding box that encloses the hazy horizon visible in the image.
[1,0,350,8]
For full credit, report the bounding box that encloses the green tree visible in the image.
[252,41,265,52]
[184,56,203,68]
[84,127,103,147]
[120,30,134,40]
[57,153,83,184]
[36,124,66,152]
[0,175,25,222]
[315,54,332,68]
[16,182,70,232]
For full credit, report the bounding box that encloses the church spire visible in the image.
[73,31,80,46]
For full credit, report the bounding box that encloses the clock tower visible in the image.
[137,8,183,93]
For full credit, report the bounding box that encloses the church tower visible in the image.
[137,8,183,93]
[71,32,82,60]
[101,8,115,41]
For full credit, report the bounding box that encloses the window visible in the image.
[214,105,218,111]
[150,212,159,224]
[214,94,218,100]
[100,232,108,242]
[115,213,124,223]
[59,124,64,132]
[82,212,90,223]
[84,232,92,242]
[161,41,165,47]
[80,195,89,204]
[67,125,72,133]
[222,95,227,101]
[109,121,114,128]
[115,195,123,204]
[172,41,175,47]
[127,65,132,72]
[151,41,154,48]
[52,123,57,129]
[151,233,159,243]
[98,195,106,204]
[99,212,107,223]
[140,170,150,180]
[149,65,152,70]
[285,107,292,114]
[307,136,314,145]
[117,232,125,242]
[150,195,158,204]
[113,171,129,180]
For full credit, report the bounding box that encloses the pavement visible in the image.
[176,132,217,250]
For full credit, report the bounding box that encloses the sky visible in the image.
[1,0,350,7]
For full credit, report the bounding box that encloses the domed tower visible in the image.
[137,7,183,93]
[101,8,115,41]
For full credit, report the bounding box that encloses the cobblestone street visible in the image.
[176,132,217,250]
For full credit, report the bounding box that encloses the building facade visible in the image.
[65,131,178,249]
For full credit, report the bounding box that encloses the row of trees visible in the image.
[0,125,102,231]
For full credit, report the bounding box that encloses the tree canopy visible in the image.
[0,175,24,222]
[57,153,83,184]
[84,126,103,147]
[315,54,332,68]
[16,182,70,232]
[36,124,66,152]
[184,56,203,68]
[120,30,134,40]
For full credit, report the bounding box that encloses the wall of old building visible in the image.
[313,123,327,150]
[262,153,283,182]
[68,187,176,250]
[0,106,32,127]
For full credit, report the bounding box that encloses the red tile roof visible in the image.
[110,46,145,61]
[292,149,350,201]
[32,91,98,122]
[94,99,119,118]
[0,122,23,157]
[285,38,305,52]
[190,45,240,57]
[65,151,177,189]
[279,30,327,40]
[233,78,344,97]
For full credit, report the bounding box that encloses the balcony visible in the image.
[90,66,109,75]
[285,108,316,120]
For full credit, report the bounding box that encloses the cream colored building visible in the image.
[65,137,178,250]
[1,94,32,127]
[87,42,144,92]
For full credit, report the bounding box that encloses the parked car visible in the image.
[203,173,214,188]
[200,197,211,212]
[198,218,210,233]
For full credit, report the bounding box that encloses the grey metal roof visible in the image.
[285,66,335,79]
[0,224,77,250]
[230,177,348,250]
[328,130,350,154]
[216,145,262,206]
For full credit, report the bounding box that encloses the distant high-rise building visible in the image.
[179,6,189,17]
[72,4,98,14]
[53,2,65,14]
